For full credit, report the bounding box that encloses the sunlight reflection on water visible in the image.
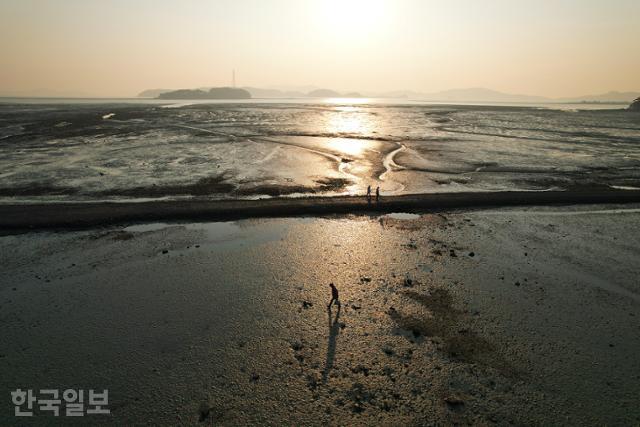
[322,98,373,105]
[328,138,370,157]
[326,108,374,134]
[322,106,378,159]
[124,220,294,251]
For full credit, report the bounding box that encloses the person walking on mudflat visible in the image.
[328,283,340,308]
[376,186,380,201]
[366,185,372,199]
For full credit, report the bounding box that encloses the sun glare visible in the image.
[321,107,376,157]
[316,0,388,38]
[325,107,373,136]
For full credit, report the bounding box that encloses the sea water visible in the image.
[0,99,638,202]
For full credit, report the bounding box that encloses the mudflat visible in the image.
[1,205,639,425]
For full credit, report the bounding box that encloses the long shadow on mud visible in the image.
[322,304,341,383]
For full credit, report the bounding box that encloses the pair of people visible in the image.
[366,185,380,201]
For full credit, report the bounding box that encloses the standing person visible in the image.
[366,185,371,199]
[328,283,340,308]
[376,186,380,201]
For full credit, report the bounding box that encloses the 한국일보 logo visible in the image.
[10,389,110,417]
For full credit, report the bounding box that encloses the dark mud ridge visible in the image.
[1,189,640,231]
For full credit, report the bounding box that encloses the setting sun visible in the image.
[315,0,388,38]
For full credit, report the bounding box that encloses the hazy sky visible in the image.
[1,0,638,97]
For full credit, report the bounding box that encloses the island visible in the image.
[138,88,171,98]
[629,97,640,111]
[307,88,341,97]
[158,87,251,100]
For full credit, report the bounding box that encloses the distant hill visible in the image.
[157,87,251,100]
[559,91,640,103]
[138,88,172,98]
[242,87,305,98]
[405,88,549,103]
[137,85,639,104]
[307,89,341,98]
[245,87,363,98]
[376,88,640,104]
[376,88,538,102]
[140,86,353,99]
[267,85,321,94]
